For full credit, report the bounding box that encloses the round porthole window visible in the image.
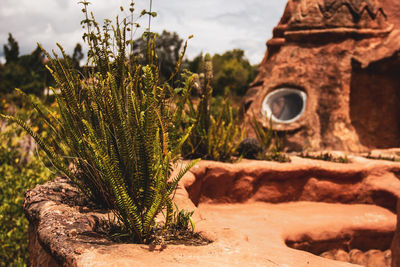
[261,88,307,123]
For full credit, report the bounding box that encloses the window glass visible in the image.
[262,88,307,123]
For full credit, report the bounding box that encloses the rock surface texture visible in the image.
[391,198,400,266]
[244,0,400,152]
[25,156,400,266]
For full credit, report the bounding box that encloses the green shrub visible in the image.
[1,1,198,243]
[133,30,184,82]
[249,115,290,162]
[1,34,51,96]
[175,55,244,161]
[0,120,53,266]
[211,49,257,96]
[206,97,244,161]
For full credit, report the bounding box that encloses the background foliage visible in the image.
[187,49,257,96]
[133,30,183,82]
[0,107,53,266]
[0,33,84,97]
[172,56,244,161]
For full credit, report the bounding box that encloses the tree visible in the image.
[4,33,19,64]
[187,49,257,96]
[17,45,47,96]
[72,43,84,68]
[0,35,49,96]
[211,49,257,96]
[185,53,202,75]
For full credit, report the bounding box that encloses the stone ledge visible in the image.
[24,157,400,266]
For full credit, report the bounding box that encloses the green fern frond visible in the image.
[164,197,173,229]
[167,158,200,196]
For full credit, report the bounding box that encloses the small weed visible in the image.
[171,204,195,232]
[365,153,399,162]
[299,152,349,163]
[263,151,291,163]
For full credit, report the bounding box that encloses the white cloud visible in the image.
[0,0,287,64]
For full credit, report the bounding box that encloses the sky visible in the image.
[0,0,287,64]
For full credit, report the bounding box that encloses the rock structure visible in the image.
[25,157,400,266]
[391,198,400,266]
[244,0,400,152]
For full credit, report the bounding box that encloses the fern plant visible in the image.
[1,2,199,243]
[174,55,244,161]
[206,97,244,161]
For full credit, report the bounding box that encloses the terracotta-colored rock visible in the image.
[321,250,336,260]
[384,249,392,266]
[350,249,368,265]
[186,158,400,212]
[244,0,400,152]
[391,199,400,266]
[24,157,400,266]
[365,249,386,266]
[335,249,351,262]
[28,223,60,267]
